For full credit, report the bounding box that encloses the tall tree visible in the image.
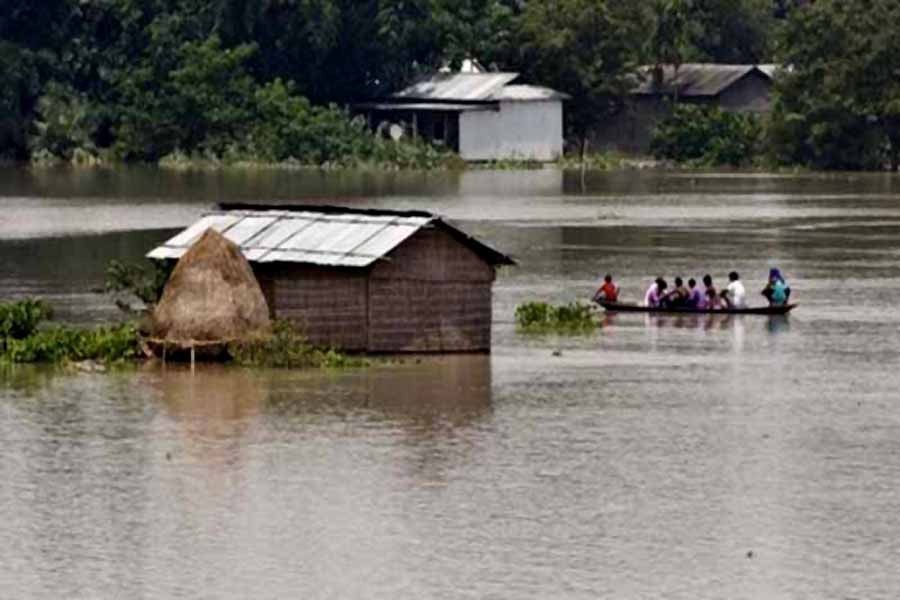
[770,0,900,170]
[515,0,645,145]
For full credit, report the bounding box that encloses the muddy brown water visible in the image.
[3,166,900,598]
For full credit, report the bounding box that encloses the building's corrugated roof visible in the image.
[147,204,514,268]
[355,102,494,112]
[392,73,520,102]
[496,85,571,102]
[634,63,773,97]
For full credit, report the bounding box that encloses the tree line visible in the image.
[2,0,898,170]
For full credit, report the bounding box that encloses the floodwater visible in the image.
[3,166,900,599]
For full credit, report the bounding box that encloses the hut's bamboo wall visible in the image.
[367,227,494,352]
[256,265,369,351]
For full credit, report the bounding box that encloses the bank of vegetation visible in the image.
[0,297,358,369]
[2,1,898,171]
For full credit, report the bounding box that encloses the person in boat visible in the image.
[687,278,706,309]
[644,277,667,307]
[593,273,619,303]
[721,271,747,309]
[762,268,790,306]
[703,274,722,309]
[662,276,690,307]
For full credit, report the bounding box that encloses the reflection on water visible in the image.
[5,168,900,598]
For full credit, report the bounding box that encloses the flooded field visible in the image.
[3,166,900,598]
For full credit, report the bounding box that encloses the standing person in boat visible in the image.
[644,277,667,307]
[722,271,747,309]
[593,274,619,303]
[687,278,706,309]
[703,274,722,309]
[762,268,790,306]
[662,276,690,307]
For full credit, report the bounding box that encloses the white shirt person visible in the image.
[723,271,747,309]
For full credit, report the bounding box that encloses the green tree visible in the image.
[684,0,775,63]
[515,0,645,146]
[770,0,900,170]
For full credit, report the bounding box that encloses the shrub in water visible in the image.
[0,299,52,340]
[229,320,364,369]
[515,301,597,334]
[2,323,139,363]
[105,259,172,307]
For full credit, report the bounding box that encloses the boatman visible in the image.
[593,274,619,303]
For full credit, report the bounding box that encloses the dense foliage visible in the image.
[1,0,782,165]
[8,1,894,170]
[769,0,900,170]
[651,104,762,166]
[515,301,598,334]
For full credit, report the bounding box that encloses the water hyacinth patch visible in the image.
[514,301,598,334]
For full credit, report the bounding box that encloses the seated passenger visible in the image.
[762,268,790,306]
[722,271,747,309]
[687,278,706,309]
[593,273,619,303]
[644,277,667,308]
[662,276,690,307]
[703,274,722,309]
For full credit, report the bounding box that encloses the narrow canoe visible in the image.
[596,300,797,316]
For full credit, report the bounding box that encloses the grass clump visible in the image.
[515,301,598,334]
[229,320,365,369]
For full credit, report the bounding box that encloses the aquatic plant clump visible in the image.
[514,301,598,334]
[0,299,53,340]
[1,323,140,364]
[228,320,365,369]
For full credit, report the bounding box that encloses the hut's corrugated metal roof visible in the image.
[148,205,514,267]
[633,63,773,97]
[392,73,520,101]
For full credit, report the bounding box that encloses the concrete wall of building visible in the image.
[459,101,563,161]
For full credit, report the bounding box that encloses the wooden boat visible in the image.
[596,300,797,315]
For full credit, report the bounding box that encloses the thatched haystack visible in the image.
[151,228,271,349]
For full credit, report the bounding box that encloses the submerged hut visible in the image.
[151,228,271,355]
[148,204,514,353]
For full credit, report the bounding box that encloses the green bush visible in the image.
[104,259,172,307]
[650,104,762,166]
[2,323,139,364]
[515,301,598,334]
[229,320,365,369]
[0,299,53,340]
[28,82,100,164]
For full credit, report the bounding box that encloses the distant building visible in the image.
[591,63,776,154]
[358,71,569,162]
[148,204,514,353]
